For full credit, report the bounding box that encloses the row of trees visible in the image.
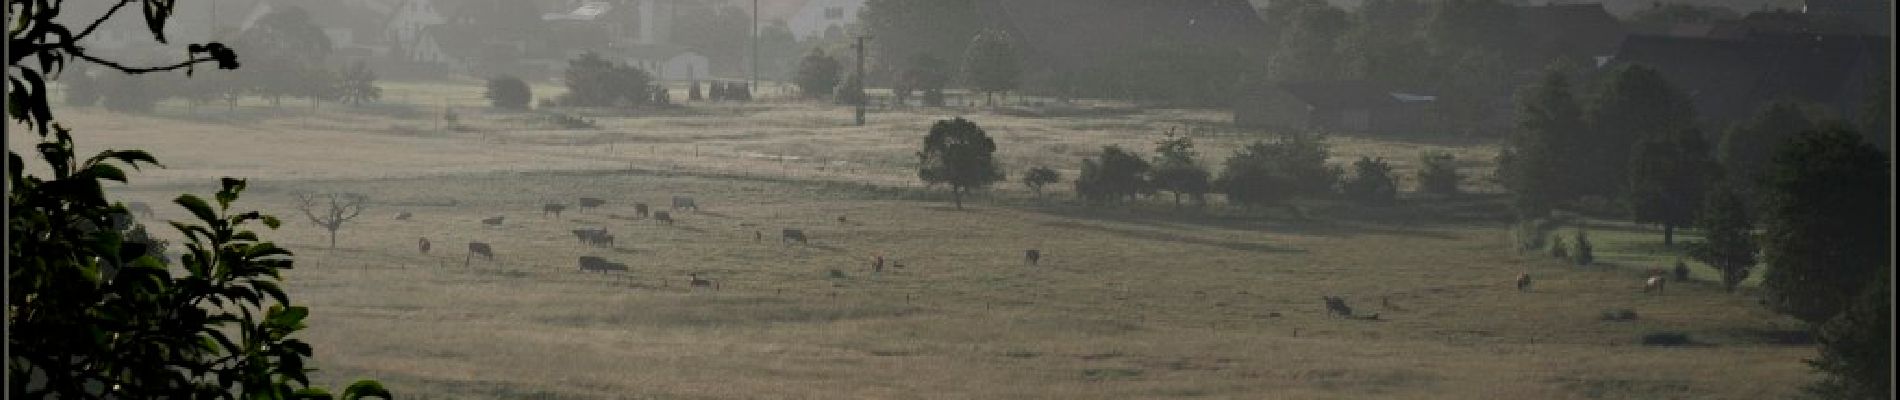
[793,27,1019,107]
[916,119,1461,210]
[1501,63,1889,399]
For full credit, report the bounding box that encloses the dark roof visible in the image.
[974,0,1268,74]
[1608,33,1889,124]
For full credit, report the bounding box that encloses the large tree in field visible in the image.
[1627,125,1716,246]
[962,29,1020,107]
[916,117,1004,209]
[1216,134,1338,210]
[1498,68,1585,218]
[1687,182,1757,293]
[1757,125,1891,325]
[234,5,332,107]
[8,0,386,398]
[794,48,843,99]
[1582,64,1697,200]
[1719,101,1816,210]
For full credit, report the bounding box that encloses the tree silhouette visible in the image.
[295,193,369,248]
[916,117,1004,209]
[336,60,382,106]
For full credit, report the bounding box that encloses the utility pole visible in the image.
[752,0,760,90]
[853,35,872,126]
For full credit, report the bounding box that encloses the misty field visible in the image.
[22,95,1813,399]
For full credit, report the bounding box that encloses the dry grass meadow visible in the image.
[15,83,1817,399]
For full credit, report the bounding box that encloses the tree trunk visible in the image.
[952,187,963,209]
[1662,224,1674,246]
[328,229,337,248]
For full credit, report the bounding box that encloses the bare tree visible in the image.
[294,192,368,248]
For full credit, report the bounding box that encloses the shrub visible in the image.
[795,48,843,99]
[1572,229,1594,266]
[486,75,532,110]
[1023,166,1061,197]
[1417,150,1461,195]
[1342,156,1398,204]
[1076,145,1151,204]
[1641,331,1692,346]
[1549,234,1569,260]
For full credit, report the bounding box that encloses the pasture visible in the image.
[21,95,1811,399]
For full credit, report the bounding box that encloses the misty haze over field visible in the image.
[8,0,1892,398]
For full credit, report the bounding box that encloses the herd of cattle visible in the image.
[402,195,847,289]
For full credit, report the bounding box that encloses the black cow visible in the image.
[1025,250,1041,266]
[578,256,628,273]
[634,203,650,218]
[418,237,431,254]
[781,229,807,244]
[577,197,606,212]
[482,216,504,226]
[543,203,567,218]
[466,242,494,267]
[672,196,697,211]
[653,211,673,225]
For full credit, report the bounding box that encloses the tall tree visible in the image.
[962,29,1020,107]
[335,60,381,106]
[1719,101,1816,211]
[672,3,752,76]
[1151,130,1211,207]
[9,0,385,398]
[1337,0,1433,85]
[795,48,843,99]
[1422,0,1519,59]
[1687,182,1758,292]
[1627,125,1716,246]
[860,0,981,78]
[1805,268,1891,400]
[1582,64,1697,199]
[1266,3,1349,82]
[1758,125,1891,325]
[1023,166,1061,198]
[916,117,1004,209]
[234,5,332,107]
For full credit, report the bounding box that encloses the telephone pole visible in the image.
[853,35,872,126]
[752,0,760,90]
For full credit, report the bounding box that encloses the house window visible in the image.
[824,7,844,19]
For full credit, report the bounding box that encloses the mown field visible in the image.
[16,88,1813,399]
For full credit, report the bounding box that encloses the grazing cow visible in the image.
[1644,275,1665,294]
[672,196,697,211]
[577,197,606,212]
[578,256,628,273]
[1516,273,1532,292]
[482,216,504,226]
[572,229,613,247]
[466,242,494,267]
[1024,250,1041,266]
[1322,296,1354,318]
[781,229,808,244]
[653,211,674,225]
[126,201,154,217]
[689,273,716,290]
[872,254,885,272]
[543,203,567,218]
[418,237,431,254]
[634,203,650,218]
[838,215,847,224]
[395,211,413,220]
